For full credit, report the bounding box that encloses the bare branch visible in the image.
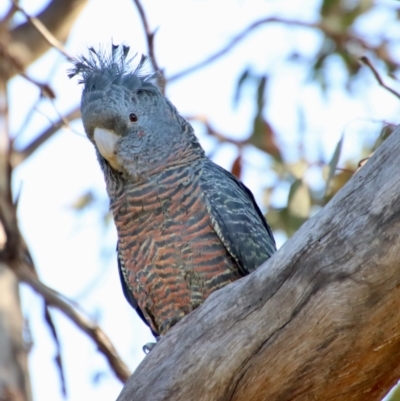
[131,0,158,71]
[16,264,131,383]
[0,187,131,384]
[360,56,400,99]
[12,1,73,60]
[186,115,244,146]
[0,96,130,384]
[0,3,18,29]
[11,106,81,167]
[132,0,165,89]
[168,17,400,82]
[335,166,354,174]
[19,73,56,99]
[168,18,321,82]
[0,41,56,98]
[0,74,12,204]
[0,75,31,399]
[7,0,88,75]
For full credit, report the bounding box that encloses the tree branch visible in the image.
[168,17,400,82]
[0,69,31,401]
[360,56,400,99]
[16,264,131,383]
[131,0,158,72]
[131,0,165,90]
[186,115,244,146]
[117,126,400,401]
[11,106,81,167]
[0,2,18,29]
[11,1,73,60]
[5,0,88,76]
[0,157,130,384]
[0,263,32,401]
[0,41,56,98]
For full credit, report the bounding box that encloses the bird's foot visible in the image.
[142,336,160,354]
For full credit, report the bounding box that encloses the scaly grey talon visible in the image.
[143,342,157,354]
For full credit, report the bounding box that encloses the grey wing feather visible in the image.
[200,160,276,275]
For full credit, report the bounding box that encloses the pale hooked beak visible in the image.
[94,128,121,170]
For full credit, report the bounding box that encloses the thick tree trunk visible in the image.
[0,264,31,401]
[0,131,30,401]
[0,79,30,401]
[118,126,400,401]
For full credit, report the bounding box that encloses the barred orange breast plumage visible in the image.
[70,44,276,341]
[115,162,242,335]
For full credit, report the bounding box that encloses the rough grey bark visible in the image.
[117,126,400,401]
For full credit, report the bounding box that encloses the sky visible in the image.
[2,0,400,400]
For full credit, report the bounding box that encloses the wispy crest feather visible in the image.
[68,43,159,90]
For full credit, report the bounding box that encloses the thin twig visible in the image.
[335,167,355,174]
[360,56,400,99]
[12,0,72,60]
[16,263,131,383]
[168,17,400,83]
[169,18,321,82]
[131,0,165,89]
[11,106,81,167]
[0,77,13,208]
[131,0,158,69]
[49,99,81,133]
[356,155,373,173]
[186,115,245,146]
[0,41,56,98]
[19,71,56,98]
[0,3,18,28]
[12,97,41,143]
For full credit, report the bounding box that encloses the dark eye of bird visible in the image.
[129,113,138,122]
